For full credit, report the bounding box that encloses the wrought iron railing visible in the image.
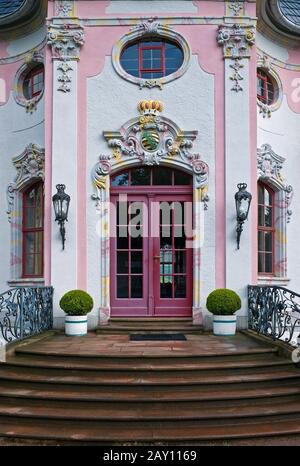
[0,287,53,343]
[248,285,300,347]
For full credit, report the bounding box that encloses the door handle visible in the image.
[154,256,160,260]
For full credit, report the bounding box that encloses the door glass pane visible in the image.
[131,252,142,273]
[131,167,151,185]
[117,234,129,249]
[160,226,172,248]
[117,252,129,273]
[131,235,142,250]
[175,276,186,298]
[174,228,185,249]
[175,251,186,273]
[117,276,129,298]
[160,276,172,298]
[153,167,173,185]
[111,172,129,186]
[131,276,142,298]
[174,171,191,185]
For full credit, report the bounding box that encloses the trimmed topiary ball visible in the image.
[59,290,94,316]
[206,288,241,316]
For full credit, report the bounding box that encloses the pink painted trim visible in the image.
[214,52,226,289]
[250,45,258,285]
[77,62,87,290]
[44,46,53,286]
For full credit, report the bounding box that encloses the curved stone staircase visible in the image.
[0,331,299,445]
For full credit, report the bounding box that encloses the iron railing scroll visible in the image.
[0,287,53,343]
[248,285,300,347]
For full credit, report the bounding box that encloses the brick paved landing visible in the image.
[9,331,278,358]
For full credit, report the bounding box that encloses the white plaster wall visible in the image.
[106,0,198,14]
[0,32,45,293]
[258,95,300,291]
[87,54,215,326]
[256,31,289,62]
[0,91,45,292]
[223,60,252,330]
[7,26,46,57]
[51,63,78,329]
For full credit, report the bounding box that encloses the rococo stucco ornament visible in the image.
[257,144,293,222]
[228,1,244,16]
[47,23,85,93]
[55,1,74,17]
[7,144,45,223]
[92,101,209,209]
[217,23,255,92]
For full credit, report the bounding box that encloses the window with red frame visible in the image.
[258,183,275,275]
[257,69,275,105]
[22,182,44,278]
[120,39,184,79]
[23,65,44,100]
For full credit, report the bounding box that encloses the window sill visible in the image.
[7,278,45,288]
[257,276,290,287]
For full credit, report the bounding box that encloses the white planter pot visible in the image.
[65,315,88,336]
[213,315,237,336]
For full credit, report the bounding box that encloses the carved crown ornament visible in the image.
[257,144,293,223]
[91,101,209,209]
[7,144,45,223]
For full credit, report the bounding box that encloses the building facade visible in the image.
[0,0,299,330]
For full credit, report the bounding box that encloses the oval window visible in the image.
[257,68,276,106]
[120,39,184,79]
[23,64,44,101]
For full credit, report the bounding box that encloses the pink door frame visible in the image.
[110,184,193,317]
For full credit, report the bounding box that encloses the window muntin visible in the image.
[111,167,192,187]
[120,39,184,79]
[23,65,44,100]
[257,69,275,105]
[22,182,44,277]
[258,183,275,275]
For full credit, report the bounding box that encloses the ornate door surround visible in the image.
[92,100,209,325]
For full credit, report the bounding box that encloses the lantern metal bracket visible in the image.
[52,184,70,251]
[235,183,252,250]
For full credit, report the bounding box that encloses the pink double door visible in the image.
[110,191,193,317]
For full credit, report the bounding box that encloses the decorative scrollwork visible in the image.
[248,285,300,347]
[0,287,53,343]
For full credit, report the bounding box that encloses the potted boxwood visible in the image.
[59,290,94,336]
[206,288,241,336]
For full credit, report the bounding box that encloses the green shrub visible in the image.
[59,290,94,316]
[206,288,241,316]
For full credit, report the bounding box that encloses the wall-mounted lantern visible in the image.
[235,183,252,250]
[52,184,70,250]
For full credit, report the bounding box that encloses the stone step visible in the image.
[4,352,291,372]
[0,365,299,386]
[1,396,300,422]
[0,415,300,443]
[0,378,299,402]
